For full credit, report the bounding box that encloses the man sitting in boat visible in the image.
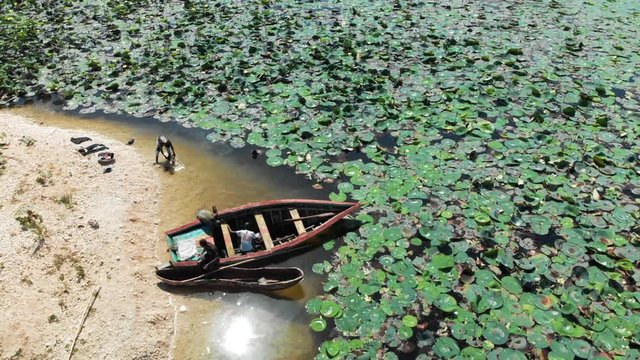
[229,224,261,252]
[199,239,220,271]
[155,136,176,165]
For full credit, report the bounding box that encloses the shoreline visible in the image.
[0,113,173,359]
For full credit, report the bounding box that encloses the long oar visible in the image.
[166,244,315,284]
[173,258,259,283]
[283,212,335,222]
[68,285,101,360]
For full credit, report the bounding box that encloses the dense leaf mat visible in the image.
[2,0,639,358]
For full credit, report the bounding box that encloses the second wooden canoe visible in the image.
[156,266,304,290]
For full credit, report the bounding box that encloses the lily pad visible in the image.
[310,317,327,332]
[433,337,460,358]
[482,322,509,345]
[401,315,418,328]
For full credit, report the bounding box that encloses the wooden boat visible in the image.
[156,266,304,290]
[156,199,360,276]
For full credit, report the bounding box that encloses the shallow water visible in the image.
[8,103,334,360]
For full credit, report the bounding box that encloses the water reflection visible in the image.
[207,291,317,360]
[220,315,256,356]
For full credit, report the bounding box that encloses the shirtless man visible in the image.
[155,136,176,164]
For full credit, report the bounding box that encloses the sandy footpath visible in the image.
[0,113,173,359]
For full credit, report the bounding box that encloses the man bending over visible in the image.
[155,136,176,164]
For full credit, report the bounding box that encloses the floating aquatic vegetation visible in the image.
[2,0,640,358]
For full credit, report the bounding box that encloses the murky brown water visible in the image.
[9,103,332,360]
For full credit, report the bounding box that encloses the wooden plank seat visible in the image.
[289,209,307,235]
[254,213,274,250]
[220,224,236,257]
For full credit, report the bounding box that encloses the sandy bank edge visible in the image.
[0,113,174,359]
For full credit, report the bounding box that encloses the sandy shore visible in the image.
[0,113,173,359]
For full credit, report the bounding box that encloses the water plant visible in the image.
[1,0,639,358]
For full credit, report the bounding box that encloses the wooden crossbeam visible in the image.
[289,209,307,235]
[254,213,274,250]
[220,224,235,257]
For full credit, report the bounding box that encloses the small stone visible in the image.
[88,220,99,229]
[179,305,187,313]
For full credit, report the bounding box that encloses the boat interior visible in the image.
[168,204,351,262]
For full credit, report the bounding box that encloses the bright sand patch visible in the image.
[0,113,173,359]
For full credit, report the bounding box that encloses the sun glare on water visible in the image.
[221,316,257,356]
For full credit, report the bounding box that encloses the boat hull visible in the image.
[156,266,304,290]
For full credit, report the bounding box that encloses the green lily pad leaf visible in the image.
[431,254,454,269]
[475,269,497,286]
[567,339,591,358]
[488,349,527,360]
[501,276,522,295]
[552,318,586,338]
[435,294,459,312]
[530,216,552,235]
[310,317,327,332]
[433,337,460,358]
[379,255,395,267]
[482,322,509,345]
[560,217,574,228]
[441,209,453,219]
[605,317,635,337]
[402,315,418,328]
[266,155,284,167]
[337,182,354,193]
[329,191,347,202]
[593,329,619,352]
[398,325,413,340]
[477,292,504,313]
[549,340,575,360]
[306,298,323,314]
[320,301,341,318]
[474,212,491,225]
[324,340,341,357]
[383,226,403,241]
[593,254,615,268]
[383,352,399,360]
[451,321,479,341]
[527,327,550,349]
[534,295,557,310]
[561,242,585,258]
[459,347,485,359]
